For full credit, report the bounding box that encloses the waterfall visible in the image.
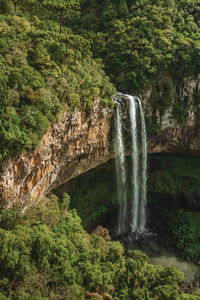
[129,96,139,232]
[114,102,127,235]
[114,95,147,235]
[137,97,147,233]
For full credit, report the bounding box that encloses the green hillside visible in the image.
[0,195,199,299]
[0,1,200,298]
[1,0,200,160]
[0,0,115,160]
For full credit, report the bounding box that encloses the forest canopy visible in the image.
[0,1,200,298]
[0,194,199,299]
[73,0,200,93]
[0,0,200,159]
[0,0,115,160]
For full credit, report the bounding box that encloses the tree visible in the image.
[11,0,42,14]
[12,0,18,12]
[43,0,80,33]
[118,0,128,17]
[0,0,12,13]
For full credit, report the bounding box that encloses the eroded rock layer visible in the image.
[1,76,200,208]
[0,100,112,208]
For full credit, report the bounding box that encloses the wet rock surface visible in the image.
[117,230,200,293]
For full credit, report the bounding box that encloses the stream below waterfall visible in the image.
[150,252,200,282]
[120,231,200,283]
[55,92,200,288]
[114,94,200,284]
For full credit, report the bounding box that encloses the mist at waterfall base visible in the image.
[113,94,159,257]
[114,94,147,237]
[54,94,200,284]
[113,95,200,282]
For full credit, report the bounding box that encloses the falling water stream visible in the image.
[114,102,127,235]
[137,97,147,233]
[113,95,200,285]
[129,96,139,232]
[114,94,147,235]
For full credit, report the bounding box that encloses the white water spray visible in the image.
[114,102,127,235]
[114,94,147,235]
[129,96,139,232]
[137,97,147,233]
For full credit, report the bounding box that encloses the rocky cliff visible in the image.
[0,77,200,209]
[145,76,200,154]
[0,100,112,209]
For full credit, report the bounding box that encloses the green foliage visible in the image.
[156,209,200,262]
[1,0,200,160]
[0,0,12,14]
[145,116,162,135]
[148,154,200,197]
[147,79,174,121]
[0,9,115,161]
[0,195,197,299]
[148,154,200,261]
[74,0,200,99]
[65,162,117,230]
[43,0,80,33]
[193,89,200,128]
[59,193,70,210]
[0,209,23,230]
[172,101,188,124]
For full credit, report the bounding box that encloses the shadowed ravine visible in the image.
[55,154,200,285]
[54,94,200,287]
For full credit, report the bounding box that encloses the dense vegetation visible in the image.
[74,0,200,94]
[66,155,200,262]
[149,154,200,262]
[74,0,200,135]
[1,0,200,159]
[1,1,200,297]
[0,0,115,160]
[0,195,199,300]
[60,160,117,230]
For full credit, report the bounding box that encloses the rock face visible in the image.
[145,75,200,154]
[148,126,200,154]
[118,76,200,154]
[1,76,200,209]
[92,226,112,241]
[0,100,112,208]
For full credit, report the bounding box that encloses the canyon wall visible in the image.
[145,76,200,154]
[0,77,200,208]
[0,100,112,208]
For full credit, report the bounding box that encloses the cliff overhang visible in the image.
[1,76,200,208]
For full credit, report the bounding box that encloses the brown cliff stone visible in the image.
[0,76,200,209]
[0,100,112,209]
[86,291,103,300]
[92,226,112,241]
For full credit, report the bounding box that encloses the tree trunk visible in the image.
[172,0,177,24]
[59,10,62,33]
[65,40,68,73]
[14,1,17,13]
[91,39,94,67]
[139,0,142,12]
